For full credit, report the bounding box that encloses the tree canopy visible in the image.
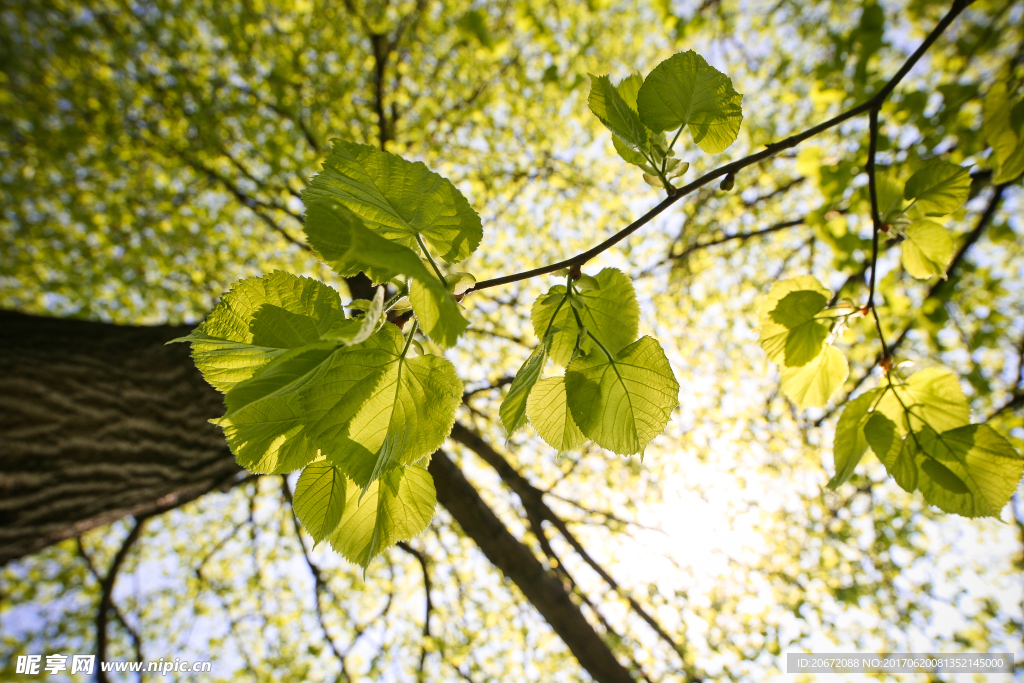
[2,0,1023,681]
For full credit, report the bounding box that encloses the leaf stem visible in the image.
[567,281,616,362]
[415,234,447,284]
[865,107,891,363]
[541,291,570,340]
[382,285,408,315]
[401,320,419,359]
[661,127,684,176]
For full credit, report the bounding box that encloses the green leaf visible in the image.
[636,50,743,153]
[575,274,601,291]
[912,424,1024,517]
[903,161,970,216]
[613,136,648,165]
[827,388,882,489]
[608,71,650,167]
[215,343,340,474]
[880,433,919,493]
[305,198,467,346]
[589,74,651,161]
[993,142,1024,184]
[758,276,832,368]
[294,461,348,544]
[874,367,970,435]
[304,324,462,488]
[527,376,586,453]
[875,172,906,224]
[329,464,436,569]
[983,82,1019,165]
[325,286,384,346]
[249,305,323,348]
[409,278,469,348]
[863,411,897,459]
[224,342,337,414]
[779,345,848,409]
[303,138,482,265]
[444,272,476,295]
[565,336,679,455]
[983,82,1024,183]
[615,72,644,111]
[500,335,551,435]
[901,219,953,279]
[174,271,346,392]
[531,268,640,366]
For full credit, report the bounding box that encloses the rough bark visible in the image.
[0,308,635,683]
[0,310,243,563]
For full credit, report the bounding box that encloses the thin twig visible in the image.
[825,183,1008,416]
[466,0,971,293]
[672,217,806,262]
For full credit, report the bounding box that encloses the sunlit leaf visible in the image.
[779,344,848,409]
[294,461,348,543]
[173,271,345,392]
[304,324,462,488]
[913,424,1024,517]
[903,160,970,216]
[873,367,970,435]
[329,464,436,568]
[565,336,678,455]
[875,172,906,224]
[409,277,470,348]
[500,335,551,435]
[532,268,640,366]
[758,276,832,368]
[303,138,482,264]
[589,74,651,160]
[305,198,467,346]
[901,219,953,279]
[637,50,743,153]
[827,388,882,489]
[863,411,897,460]
[527,376,586,453]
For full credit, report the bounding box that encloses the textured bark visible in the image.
[429,450,635,683]
[0,310,243,563]
[1,307,635,683]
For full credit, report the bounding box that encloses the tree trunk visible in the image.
[0,308,634,683]
[0,310,243,563]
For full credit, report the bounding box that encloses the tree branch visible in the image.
[279,479,352,683]
[865,107,891,362]
[822,182,1009,420]
[449,423,696,679]
[95,517,148,683]
[77,539,143,670]
[428,448,636,683]
[466,0,972,294]
[672,216,806,262]
[397,541,434,679]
